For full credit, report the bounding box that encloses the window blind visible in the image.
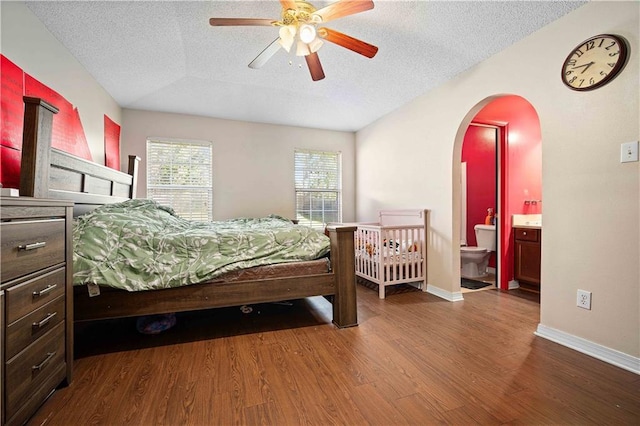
[147,139,213,221]
[294,149,342,229]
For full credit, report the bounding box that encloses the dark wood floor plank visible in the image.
[394,392,450,424]
[257,342,311,424]
[27,286,640,425]
[348,382,410,425]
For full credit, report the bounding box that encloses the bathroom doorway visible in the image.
[456,95,543,294]
[461,123,501,290]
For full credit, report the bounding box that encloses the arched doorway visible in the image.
[454,95,542,294]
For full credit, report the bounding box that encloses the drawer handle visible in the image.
[32,351,56,372]
[32,284,58,298]
[18,241,47,251]
[523,231,527,235]
[33,312,57,329]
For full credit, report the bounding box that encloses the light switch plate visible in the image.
[620,141,639,163]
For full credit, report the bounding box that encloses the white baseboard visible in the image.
[0,187,19,197]
[535,324,640,375]
[427,284,464,302]
[508,280,520,290]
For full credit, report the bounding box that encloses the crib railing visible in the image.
[355,223,426,294]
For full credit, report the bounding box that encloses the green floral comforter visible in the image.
[73,199,330,291]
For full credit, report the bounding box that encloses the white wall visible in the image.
[356,1,639,360]
[122,109,355,221]
[0,1,121,164]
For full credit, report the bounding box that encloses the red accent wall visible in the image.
[0,54,97,188]
[468,95,542,289]
[104,115,121,170]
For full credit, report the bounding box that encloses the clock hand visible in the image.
[572,61,595,73]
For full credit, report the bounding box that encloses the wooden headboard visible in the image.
[19,97,140,216]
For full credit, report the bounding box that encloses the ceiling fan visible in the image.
[209,0,378,81]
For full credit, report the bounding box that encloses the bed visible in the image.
[338,209,428,299]
[18,96,357,328]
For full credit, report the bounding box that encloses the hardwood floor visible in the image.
[29,285,639,425]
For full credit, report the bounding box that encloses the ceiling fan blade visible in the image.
[249,38,282,69]
[209,18,274,26]
[305,52,325,81]
[319,27,378,58]
[313,0,374,23]
[280,0,297,10]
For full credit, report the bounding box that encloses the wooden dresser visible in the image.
[1,197,73,426]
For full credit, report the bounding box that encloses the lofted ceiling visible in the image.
[25,0,586,132]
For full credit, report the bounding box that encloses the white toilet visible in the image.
[461,224,496,278]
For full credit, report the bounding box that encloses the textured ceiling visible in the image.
[26,0,585,132]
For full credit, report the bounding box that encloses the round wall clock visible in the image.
[561,34,629,91]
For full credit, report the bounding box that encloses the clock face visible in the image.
[561,34,628,91]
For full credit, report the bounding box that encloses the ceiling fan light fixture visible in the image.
[278,25,296,52]
[299,24,317,43]
[296,40,311,56]
[308,37,323,53]
[210,0,378,81]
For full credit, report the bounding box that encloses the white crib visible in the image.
[351,209,428,299]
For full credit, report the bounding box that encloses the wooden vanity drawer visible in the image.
[5,268,66,324]
[514,228,539,242]
[6,296,65,359]
[5,322,66,418]
[1,218,66,282]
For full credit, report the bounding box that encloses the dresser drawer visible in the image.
[6,296,65,359]
[5,268,66,324]
[514,228,539,242]
[1,218,66,282]
[5,322,66,418]
[5,363,66,426]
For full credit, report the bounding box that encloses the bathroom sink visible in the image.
[512,214,542,228]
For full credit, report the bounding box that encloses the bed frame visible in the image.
[18,97,357,328]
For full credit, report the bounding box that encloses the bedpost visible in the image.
[20,97,59,198]
[127,155,141,198]
[422,209,430,291]
[327,225,358,328]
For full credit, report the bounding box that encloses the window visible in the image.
[294,149,342,229]
[147,138,213,221]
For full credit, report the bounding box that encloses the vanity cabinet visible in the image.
[1,197,73,426]
[514,227,541,292]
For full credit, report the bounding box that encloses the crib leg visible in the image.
[379,284,385,299]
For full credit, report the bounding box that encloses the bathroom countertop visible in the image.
[512,214,542,229]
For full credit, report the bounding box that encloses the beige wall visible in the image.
[122,109,355,221]
[356,1,639,358]
[0,1,121,164]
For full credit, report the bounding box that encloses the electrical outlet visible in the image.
[577,289,592,310]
